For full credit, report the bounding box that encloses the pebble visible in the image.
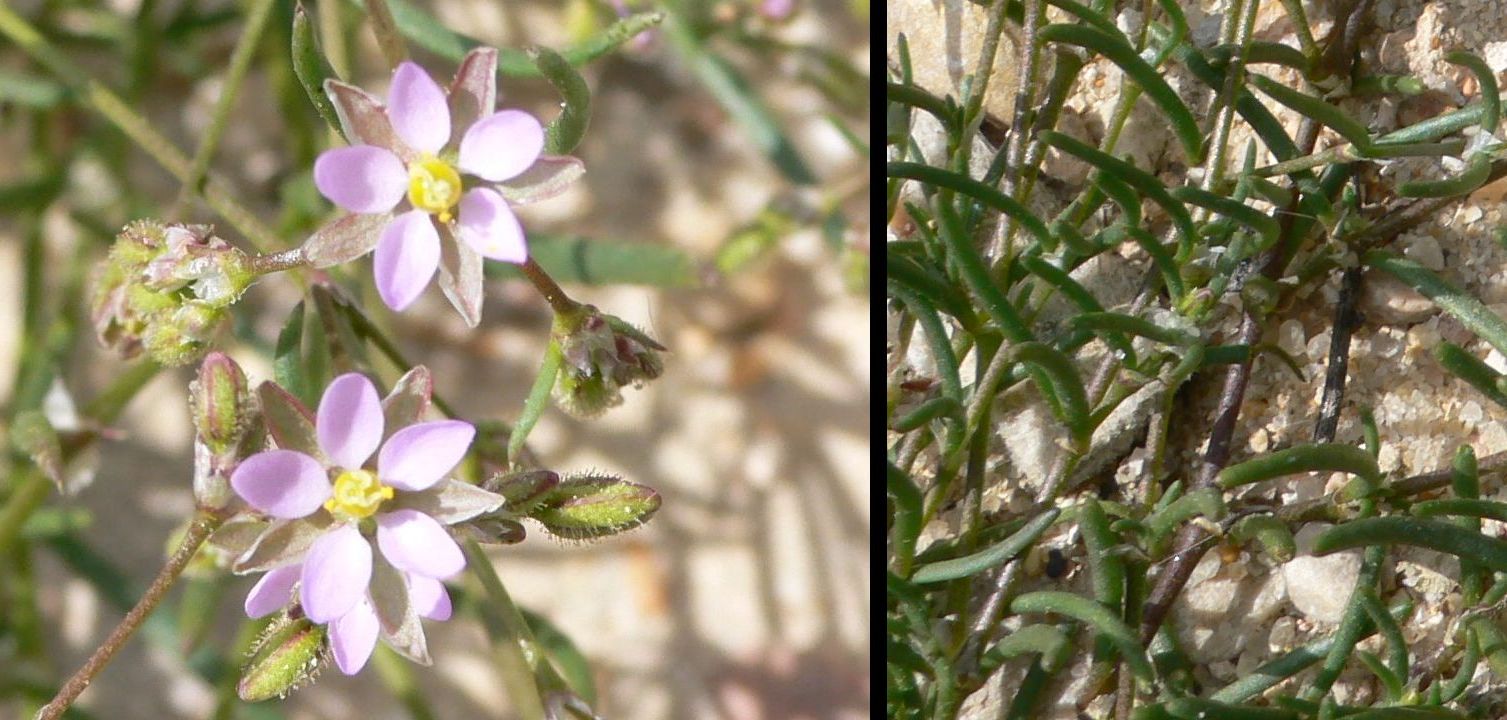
[888,0,1019,123]
[1284,524,1364,624]
[1359,269,1437,325]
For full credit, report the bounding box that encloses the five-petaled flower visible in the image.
[313,51,545,311]
[229,372,502,675]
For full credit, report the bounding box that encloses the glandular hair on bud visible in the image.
[238,612,328,701]
[192,351,253,454]
[528,473,661,541]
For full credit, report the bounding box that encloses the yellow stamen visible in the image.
[324,469,393,520]
[407,155,462,222]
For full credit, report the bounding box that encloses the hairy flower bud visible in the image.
[191,352,254,453]
[551,306,665,418]
[239,612,328,701]
[527,473,661,541]
[91,220,253,366]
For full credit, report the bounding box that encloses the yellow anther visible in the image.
[407,155,462,220]
[324,469,393,520]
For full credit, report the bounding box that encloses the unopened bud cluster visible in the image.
[92,220,254,366]
[552,305,665,418]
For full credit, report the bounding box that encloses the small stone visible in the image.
[1403,233,1446,271]
[1284,523,1363,624]
[888,0,1020,124]
[1359,268,1436,325]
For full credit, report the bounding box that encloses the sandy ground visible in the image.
[0,1,871,718]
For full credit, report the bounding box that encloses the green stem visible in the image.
[520,258,581,315]
[463,540,556,720]
[33,513,224,720]
[507,340,562,467]
[169,0,279,217]
[248,248,311,276]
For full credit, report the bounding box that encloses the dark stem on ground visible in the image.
[1313,267,1362,443]
[1139,113,1326,645]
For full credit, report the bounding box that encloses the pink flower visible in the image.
[312,52,544,311]
[229,372,500,674]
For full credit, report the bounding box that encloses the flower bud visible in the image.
[90,220,253,366]
[191,352,254,454]
[239,612,328,701]
[528,473,661,541]
[483,469,560,515]
[551,306,665,418]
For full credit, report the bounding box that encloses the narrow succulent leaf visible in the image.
[493,155,585,205]
[301,213,387,268]
[1169,186,1279,247]
[977,625,1071,677]
[486,234,697,287]
[1206,42,1310,72]
[1038,23,1203,163]
[1230,515,1296,562]
[1247,74,1375,151]
[1070,311,1198,348]
[291,4,343,138]
[273,303,310,407]
[1209,599,1413,702]
[889,396,962,433]
[520,607,598,704]
[1447,51,1500,134]
[1410,498,1507,522]
[1010,342,1091,447]
[1366,250,1507,359]
[1092,171,1142,227]
[362,0,662,78]
[1009,591,1153,681]
[1038,131,1197,253]
[529,46,589,155]
[910,509,1059,584]
[660,11,813,183]
[1217,443,1380,489]
[1398,152,1491,197]
[886,161,1051,245]
[1144,488,1226,542]
[1313,517,1507,572]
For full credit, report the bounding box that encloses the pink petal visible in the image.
[330,598,380,675]
[243,564,301,618]
[230,450,330,519]
[408,574,452,621]
[387,62,450,154]
[376,509,465,579]
[374,210,442,311]
[378,420,476,491]
[313,146,407,214]
[300,524,372,623]
[316,373,384,469]
[457,110,544,182]
[456,188,527,263]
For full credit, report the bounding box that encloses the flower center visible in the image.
[407,155,463,223]
[324,469,393,520]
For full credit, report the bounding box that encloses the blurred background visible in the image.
[0,0,870,717]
